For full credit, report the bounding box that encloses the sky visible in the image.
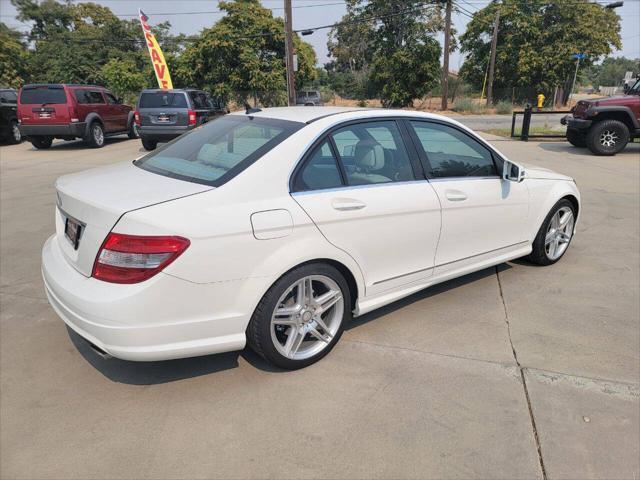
[1,0,639,69]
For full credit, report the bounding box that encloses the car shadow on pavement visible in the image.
[34,136,132,151]
[67,263,514,385]
[538,141,640,157]
[346,264,511,331]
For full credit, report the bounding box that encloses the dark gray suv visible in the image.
[135,88,227,150]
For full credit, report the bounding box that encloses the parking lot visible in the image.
[1,133,638,479]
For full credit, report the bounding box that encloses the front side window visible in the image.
[331,121,415,186]
[104,92,117,104]
[135,115,303,186]
[410,121,497,178]
[294,140,343,192]
[87,91,104,104]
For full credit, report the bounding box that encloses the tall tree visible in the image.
[10,0,183,91]
[178,0,316,106]
[327,1,446,107]
[459,0,621,101]
[586,56,640,88]
[0,23,30,88]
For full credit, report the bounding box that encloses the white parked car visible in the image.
[42,107,580,369]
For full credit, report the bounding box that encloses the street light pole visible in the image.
[568,56,581,106]
[486,10,500,106]
[284,0,296,106]
[441,0,452,111]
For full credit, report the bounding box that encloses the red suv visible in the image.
[18,84,137,149]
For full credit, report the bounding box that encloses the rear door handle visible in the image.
[331,198,366,211]
[445,190,468,201]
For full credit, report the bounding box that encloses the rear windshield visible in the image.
[135,115,304,186]
[139,92,188,108]
[20,86,67,104]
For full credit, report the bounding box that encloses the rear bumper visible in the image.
[19,122,86,138]
[41,234,257,361]
[138,125,191,141]
[562,115,592,130]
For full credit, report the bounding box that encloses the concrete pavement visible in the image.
[0,134,638,479]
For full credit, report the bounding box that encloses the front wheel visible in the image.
[586,119,629,156]
[247,263,351,369]
[528,199,576,266]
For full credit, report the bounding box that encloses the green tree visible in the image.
[100,58,146,104]
[326,1,445,107]
[10,0,183,93]
[459,0,621,102]
[178,0,316,106]
[0,23,30,87]
[586,56,640,87]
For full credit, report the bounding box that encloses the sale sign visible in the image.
[138,9,173,90]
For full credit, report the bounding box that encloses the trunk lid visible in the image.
[19,85,70,125]
[54,161,212,276]
[138,91,190,127]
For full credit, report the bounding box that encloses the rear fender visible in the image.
[83,112,103,137]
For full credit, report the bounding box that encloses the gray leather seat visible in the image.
[348,139,392,185]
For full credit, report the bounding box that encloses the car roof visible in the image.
[21,84,106,89]
[228,106,453,125]
[140,89,201,93]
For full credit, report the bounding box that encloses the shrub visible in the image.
[495,100,513,114]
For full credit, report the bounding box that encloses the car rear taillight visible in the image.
[92,233,190,284]
[68,105,78,122]
[188,109,197,126]
[134,110,141,126]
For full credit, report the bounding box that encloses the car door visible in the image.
[407,120,529,270]
[87,90,109,129]
[291,119,442,297]
[104,91,127,132]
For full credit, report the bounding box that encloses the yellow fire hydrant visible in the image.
[537,93,545,110]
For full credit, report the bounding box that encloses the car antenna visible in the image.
[244,103,262,114]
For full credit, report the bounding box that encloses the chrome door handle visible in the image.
[445,190,467,201]
[331,198,366,211]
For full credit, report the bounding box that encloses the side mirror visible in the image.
[503,160,525,183]
[116,97,123,104]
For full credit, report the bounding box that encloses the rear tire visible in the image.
[30,136,53,149]
[86,121,105,148]
[528,199,576,266]
[586,119,629,156]
[566,128,586,148]
[141,137,157,151]
[247,263,351,370]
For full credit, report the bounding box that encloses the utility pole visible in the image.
[568,54,582,106]
[284,0,296,106]
[486,10,500,106]
[441,0,452,111]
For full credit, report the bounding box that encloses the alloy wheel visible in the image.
[12,123,21,143]
[599,130,618,148]
[93,125,104,146]
[270,275,344,361]
[545,206,574,260]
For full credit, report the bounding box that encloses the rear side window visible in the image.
[135,115,303,186]
[410,121,497,178]
[75,90,89,104]
[20,86,67,104]
[294,140,343,191]
[189,91,207,109]
[139,92,188,108]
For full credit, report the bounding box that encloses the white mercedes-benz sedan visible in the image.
[42,107,580,369]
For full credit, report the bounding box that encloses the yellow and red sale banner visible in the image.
[138,9,173,90]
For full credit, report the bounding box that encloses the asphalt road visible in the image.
[1,132,638,479]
